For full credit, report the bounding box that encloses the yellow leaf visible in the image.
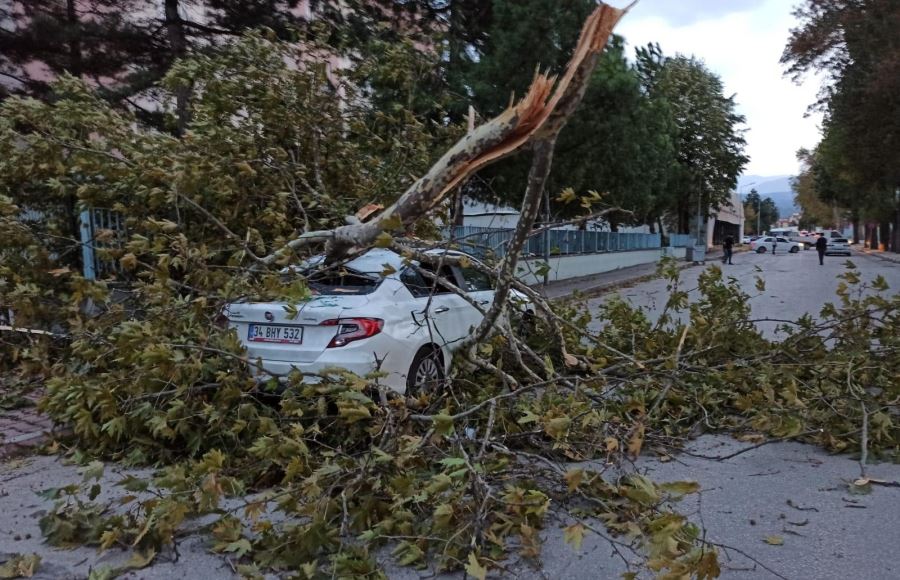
[604,437,619,453]
[764,535,784,546]
[235,161,257,176]
[563,523,586,551]
[564,469,584,492]
[556,187,577,204]
[126,547,157,569]
[465,553,487,580]
[0,553,41,578]
[627,422,645,458]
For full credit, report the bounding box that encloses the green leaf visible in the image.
[82,460,105,482]
[432,414,454,436]
[438,457,466,469]
[222,539,252,558]
[374,231,394,248]
[658,480,701,498]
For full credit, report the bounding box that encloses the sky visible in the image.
[615,0,824,178]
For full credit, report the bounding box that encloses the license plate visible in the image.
[248,324,303,344]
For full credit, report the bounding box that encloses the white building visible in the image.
[705,190,744,248]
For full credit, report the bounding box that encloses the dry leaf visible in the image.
[627,423,645,458]
[355,203,383,222]
[764,535,784,546]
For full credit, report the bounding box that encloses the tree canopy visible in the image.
[782,0,900,249]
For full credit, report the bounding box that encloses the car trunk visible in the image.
[224,295,373,363]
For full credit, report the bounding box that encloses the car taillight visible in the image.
[321,318,383,348]
[214,309,229,329]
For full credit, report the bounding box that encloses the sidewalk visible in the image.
[535,249,725,300]
[858,247,900,265]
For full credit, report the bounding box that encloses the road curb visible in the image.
[858,248,900,266]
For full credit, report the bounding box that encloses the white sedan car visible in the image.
[224,249,529,394]
[825,238,852,256]
[750,236,801,254]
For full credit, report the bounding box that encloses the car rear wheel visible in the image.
[756,246,767,254]
[407,346,445,395]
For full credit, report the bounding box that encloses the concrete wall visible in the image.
[516,249,663,285]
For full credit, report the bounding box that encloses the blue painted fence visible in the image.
[445,226,662,259]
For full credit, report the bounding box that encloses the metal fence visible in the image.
[446,226,662,259]
[79,208,126,280]
[668,234,694,248]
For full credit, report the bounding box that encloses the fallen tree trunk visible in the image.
[257,2,633,267]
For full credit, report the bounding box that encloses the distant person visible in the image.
[722,235,734,265]
[815,234,828,265]
[771,237,777,255]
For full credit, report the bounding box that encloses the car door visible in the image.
[406,262,473,352]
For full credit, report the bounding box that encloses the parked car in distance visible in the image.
[741,235,760,244]
[825,238,852,256]
[789,231,818,249]
[223,248,531,394]
[750,236,802,254]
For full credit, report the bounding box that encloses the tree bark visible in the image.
[879,221,891,252]
[892,208,900,253]
[165,0,190,134]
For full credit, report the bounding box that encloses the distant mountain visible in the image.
[737,174,797,218]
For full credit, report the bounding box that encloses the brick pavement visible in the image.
[0,391,56,459]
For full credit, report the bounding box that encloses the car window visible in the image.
[764,237,774,242]
[459,266,492,292]
[777,237,788,242]
[400,268,430,298]
[404,263,458,297]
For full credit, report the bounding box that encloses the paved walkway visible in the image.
[535,248,727,300]
[0,390,54,459]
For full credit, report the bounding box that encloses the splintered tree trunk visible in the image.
[258,2,632,268]
[165,0,190,133]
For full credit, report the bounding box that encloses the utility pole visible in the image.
[757,197,761,235]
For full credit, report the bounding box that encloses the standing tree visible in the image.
[639,51,748,235]
[743,189,779,234]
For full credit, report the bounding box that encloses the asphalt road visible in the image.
[2,250,898,580]
[588,247,900,338]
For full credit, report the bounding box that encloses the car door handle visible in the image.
[433,306,450,314]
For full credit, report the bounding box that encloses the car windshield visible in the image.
[305,268,381,295]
